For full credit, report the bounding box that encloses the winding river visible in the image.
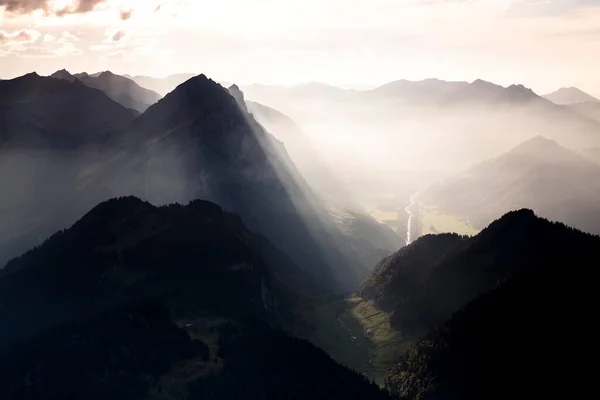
[405,194,416,245]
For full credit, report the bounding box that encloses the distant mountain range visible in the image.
[542,87,600,105]
[420,135,600,234]
[243,78,600,169]
[361,209,597,399]
[50,69,162,112]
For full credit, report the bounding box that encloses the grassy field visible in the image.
[307,297,411,386]
[420,205,479,236]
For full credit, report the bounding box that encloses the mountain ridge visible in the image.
[50,69,162,112]
[543,86,600,105]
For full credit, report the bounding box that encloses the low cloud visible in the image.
[507,0,600,17]
[0,29,40,45]
[112,30,126,41]
[0,0,106,16]
[58,31,80,43]
[120,8,133,20]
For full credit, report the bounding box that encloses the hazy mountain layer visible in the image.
[543,86,600,105]
[421,135,600,234]
[242,79,600,177]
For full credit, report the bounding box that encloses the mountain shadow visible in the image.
[384,215,598,400]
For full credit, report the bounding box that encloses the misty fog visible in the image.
[3,73,600,271]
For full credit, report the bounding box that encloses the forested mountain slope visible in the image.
[384,216,598,400]
[0,197,391,400]
[359,209,597,338]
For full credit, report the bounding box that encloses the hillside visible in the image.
[51,69,162,112]
[0,72,137,148]
[421,135,600,234]
[543,86,600,105]
[359,208,597,338]
[0,197,391,400]
[384,215,598,400]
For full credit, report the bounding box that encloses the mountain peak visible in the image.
[128,73,239,139]
[472,79,495,86]
[503,135,593,165]
[97,70,117,79]
[543,87,600,105]
[228,84,247,111]
[50,69,76,82]
[508,135,567,155]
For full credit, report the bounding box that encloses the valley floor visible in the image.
[420,204,479,236]
[307,297,411,386]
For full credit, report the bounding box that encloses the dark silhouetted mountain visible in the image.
[421,135,600,234]
[1,301,201,400]
[0,197,289,349]
[359,208,598,339]
[50,68,77,82]
[0,72,137,149]
[543,86,600,105]
[384,214,598,400]
[188,323,392,400]
[51,69,162,112]
[0,197,391,400]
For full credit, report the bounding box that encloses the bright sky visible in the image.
[1,0,600,95]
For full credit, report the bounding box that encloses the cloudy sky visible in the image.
[1,0,599,94]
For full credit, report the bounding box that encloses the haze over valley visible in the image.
[1,1,599,399]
